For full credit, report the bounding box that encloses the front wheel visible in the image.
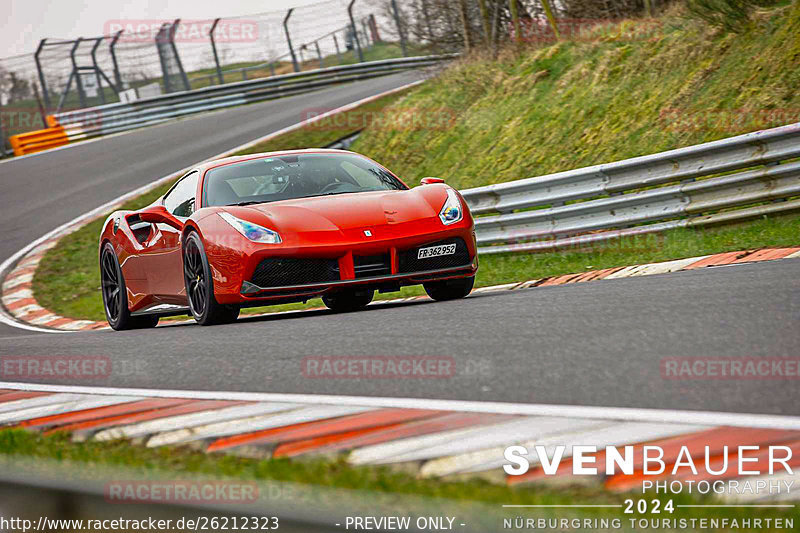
[423,276,475,301]
[183,232,240,326]
[322,288,374,312]
[100,243,159,330]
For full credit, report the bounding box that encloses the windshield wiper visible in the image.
[227,201,267,206]
[303,191,360,199]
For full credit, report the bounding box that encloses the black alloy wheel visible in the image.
[101,242,158,330]
[183,232,240,326]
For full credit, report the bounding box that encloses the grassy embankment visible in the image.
[32,2,800,322]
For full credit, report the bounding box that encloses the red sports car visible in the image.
[99,149,478,329]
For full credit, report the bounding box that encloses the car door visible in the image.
[144,171,199,304]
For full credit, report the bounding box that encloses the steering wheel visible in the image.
[319,181,347,194]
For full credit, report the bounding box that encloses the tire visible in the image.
[183,232,240,326]
[423,276,475,301]
[322,288,374,312]
[100,242,159,330]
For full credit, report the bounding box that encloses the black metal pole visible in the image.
[56,72,75,113]
[156,23,172,93]
[283,9,300,73]
[170,19,191,91]
[390,0,408,56]
[209,18,224,85]
[110,30,123,92]
[34,39,52,110]
[32,82,47,127]
[70,38,87,108]
[315,41,324,68]
[348,0,364,62]
[0,96,7,156]
[333,34,342,64]
[90,38,106,105]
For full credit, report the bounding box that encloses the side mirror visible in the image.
[420,177,445,185]
[139,205,184,230]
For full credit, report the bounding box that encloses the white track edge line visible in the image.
[1,381,798,430]
[0,80,424,334]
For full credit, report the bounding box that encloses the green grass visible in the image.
[1,429,796,528]
[29,3,800,323]
[351,4,800,188]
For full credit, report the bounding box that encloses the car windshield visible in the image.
[203,153,407,207]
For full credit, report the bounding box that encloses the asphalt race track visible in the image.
[1,70,799,418]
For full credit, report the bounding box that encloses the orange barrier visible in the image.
[9,124,68,156]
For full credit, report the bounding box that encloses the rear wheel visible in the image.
[183,232,240,326]
[100,243,159,330]
[322,288,374,312]
[423,276,475,301]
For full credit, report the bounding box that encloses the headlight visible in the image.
[439,188,463,225]
[219,212,282,244]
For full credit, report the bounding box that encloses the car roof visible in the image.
[195,149,360,174]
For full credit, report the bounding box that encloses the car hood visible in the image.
[221,188,447,236]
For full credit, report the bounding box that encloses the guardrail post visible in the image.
[70,38,87,108]
[170,19,192,91]
[209,18,224,85]
[348,0,364,62]
[34,39,52,111]
[110,30,124,92]
[390,0,408,56]
[283,9,300,73]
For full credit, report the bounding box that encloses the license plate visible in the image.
[417,243,456,260]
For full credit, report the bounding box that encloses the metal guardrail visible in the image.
[462,123,800,254]
[46,55,452,142]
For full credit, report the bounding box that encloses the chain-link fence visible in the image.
[0,0,396,141]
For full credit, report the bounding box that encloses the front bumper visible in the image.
[208,226,478,306]
[241,263,477,295]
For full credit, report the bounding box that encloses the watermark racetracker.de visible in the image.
[105,480,259,504]
[104,19,258,43]
[661,357,800,380]
[0,356,146,380]
[301,356,493,379]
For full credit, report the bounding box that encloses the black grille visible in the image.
[251,257,339,288]
[398,238,471,273]
[353,254,391,278]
